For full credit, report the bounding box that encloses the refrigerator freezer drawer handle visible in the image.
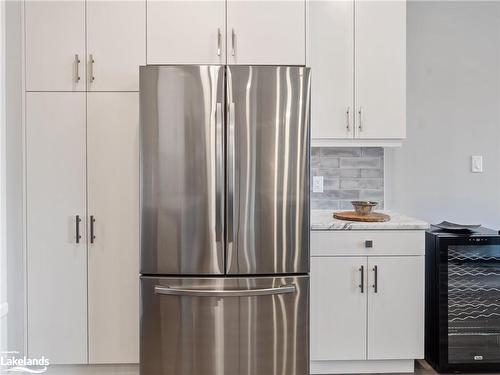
[153,284,296,297]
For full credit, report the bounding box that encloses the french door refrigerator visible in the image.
[139,65,311,375]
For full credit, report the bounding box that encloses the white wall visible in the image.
[1,0,8,354]
[386,1,500,230]
[4,0,24,354]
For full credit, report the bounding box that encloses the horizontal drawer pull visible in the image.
[154,284,296,297]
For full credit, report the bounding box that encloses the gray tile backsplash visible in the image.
[311,147,384,210]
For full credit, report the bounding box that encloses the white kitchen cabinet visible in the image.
[355,0,406,139]
[87,93,140,363]
[227,0,305,65]
[311,257,367,361]
[147,1,226,64]
[25,1,86,91]
[308,0,354,139]
[25,0,145,91]
[26,92,87,364]
[87,1,146,91]
[310,229,425,374]
[367,256,424,360]
[26,92,140,365]
[147,0,305,65]
[307,0,406,142]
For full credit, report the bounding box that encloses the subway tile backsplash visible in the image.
[311,147,384,210]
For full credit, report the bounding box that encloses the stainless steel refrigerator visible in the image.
[139,65,311,375]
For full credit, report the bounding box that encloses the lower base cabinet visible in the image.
[311,257,367,361]
[310,230,425,374]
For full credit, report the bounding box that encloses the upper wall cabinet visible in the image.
[25,0,145,91]
[355,0,406,139]
[147,1,226,65]
[308,0,353,139]
[308,0,406,142]
[147,0,305,65]
[87,1,146,91]
[227,0,305,65]
[26,1,86,91]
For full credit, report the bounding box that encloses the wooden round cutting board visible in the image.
[333,211,390,222]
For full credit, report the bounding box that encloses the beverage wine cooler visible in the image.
[425,227,500,372]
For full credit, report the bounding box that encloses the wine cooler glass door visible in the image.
[447,243,500,364]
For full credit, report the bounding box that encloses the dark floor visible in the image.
[399,360,498,375]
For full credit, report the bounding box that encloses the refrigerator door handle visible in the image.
[215,102,224,243]
[154,284,296,297]
[227,101,236,244]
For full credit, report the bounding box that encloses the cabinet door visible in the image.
[227,0,305,65]
[147,1,225,64]
[311,257,367,360]
[308,0,354,139]
[26,92,87,364]
[87,93,140,363]
[25,1,86,91]
[367,256,424,359]
[87,0,145,91]
[355,0,406,139]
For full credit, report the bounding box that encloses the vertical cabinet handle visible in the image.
[359,265,364,293]
[372,265,378,293]
[74,54,81,83]
[89,54,95,83]
[231,28,236,57]
[90,215,96,244]
[75,215,82,243]
[346,107,351,132]
[358,107,363,132]
[217,28,221,56]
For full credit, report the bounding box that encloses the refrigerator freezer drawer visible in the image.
[140,275,309,375]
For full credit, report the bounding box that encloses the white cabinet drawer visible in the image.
[311,230,425,257]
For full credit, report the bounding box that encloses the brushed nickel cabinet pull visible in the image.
[74,54,81,83]
[217,28,222,56]
[75,215,82,243]
[231,28,236,57]
[89,54,95,83]
[346,107,351,131]
[358,107,363,132]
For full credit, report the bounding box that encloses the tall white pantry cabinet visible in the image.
[24,0,144,365]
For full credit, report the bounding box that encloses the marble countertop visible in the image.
[311,210,429,231]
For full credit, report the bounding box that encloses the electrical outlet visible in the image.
[471,155,483,173]
[312,176,324,193]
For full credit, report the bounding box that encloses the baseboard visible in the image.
[44,364,139,375]
[311,359,415,374]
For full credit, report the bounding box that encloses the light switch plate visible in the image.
[471,155,483,173]
[312,176,324,193]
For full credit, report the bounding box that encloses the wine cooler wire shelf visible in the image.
[446,246,500,330]
[448,264,500,277]
[448,248,500,262]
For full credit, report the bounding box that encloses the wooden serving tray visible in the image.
[333,211,390,222]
